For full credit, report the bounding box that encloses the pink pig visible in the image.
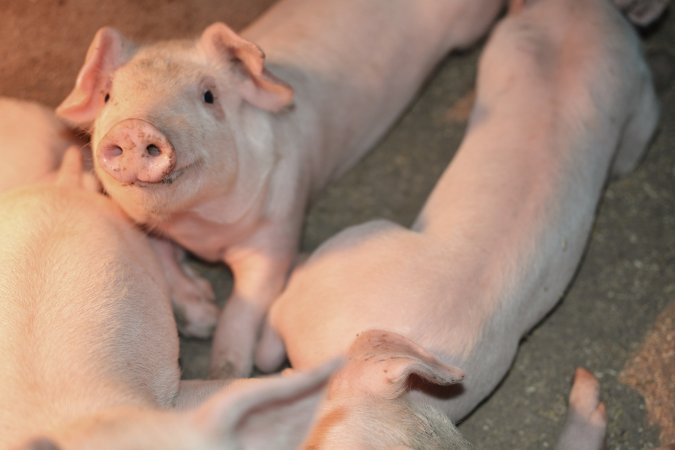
[259,0,660,447]
[0,148,340,450]
[56,0,507,377]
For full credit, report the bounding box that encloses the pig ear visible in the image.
[344,329,465,400]
[191,359,340,449]
[57,27,136,128]
[199,22,294,112]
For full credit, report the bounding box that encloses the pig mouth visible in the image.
[132,161,197,187]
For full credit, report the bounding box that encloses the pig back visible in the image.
[0,185,179,418]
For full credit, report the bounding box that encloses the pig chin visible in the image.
[100,172,188,227]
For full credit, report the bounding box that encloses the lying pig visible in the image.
[56,0,507,377]
[0,148,338,450]
[0,97,217,341]
[0,97,80,191]
[259,0,660,446]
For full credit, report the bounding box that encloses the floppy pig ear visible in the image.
[199,22,294,112]
[56,27,135,128]
[345,329,465,400]
[191,359,340,450]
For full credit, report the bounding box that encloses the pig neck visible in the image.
[241,0,504,194]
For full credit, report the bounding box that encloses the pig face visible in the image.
[57,24,294,226]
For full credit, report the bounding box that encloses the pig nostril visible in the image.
[146,144,161,157]
[108,146,123,157]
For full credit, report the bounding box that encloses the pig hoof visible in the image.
[174,300,219,339]
[569,368,606,427]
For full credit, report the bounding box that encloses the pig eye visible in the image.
[203,90,215,104]
[104,93,110,103]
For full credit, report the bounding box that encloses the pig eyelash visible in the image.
[203,90,215,104]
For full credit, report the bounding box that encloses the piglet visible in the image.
[0,96,218,340]
[56,0,507,377]
[261,0,660,446]
[0,148,338,450]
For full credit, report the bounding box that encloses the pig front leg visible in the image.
[555,368,607,450]
[209,227,296,378]
[150,237,219,338]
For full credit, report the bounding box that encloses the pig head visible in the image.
[57,23,293,227]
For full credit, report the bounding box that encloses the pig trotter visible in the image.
[555,368,607,450]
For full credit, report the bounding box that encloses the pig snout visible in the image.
[97,119,176,185]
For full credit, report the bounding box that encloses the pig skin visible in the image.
[0,149,339,450]
[262,0,660,447]
[56,0,508,377]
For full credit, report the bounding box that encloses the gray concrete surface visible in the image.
[1,1,672,448]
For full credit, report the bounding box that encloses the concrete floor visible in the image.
[1,1,672,448]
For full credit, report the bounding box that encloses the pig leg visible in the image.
[209,228,295,378]
[611,79,660,177]
[255,251,312,372]
[257,321,286,373]
[150,238,219,339]
[209,257,290,378]
[555,368,607,450]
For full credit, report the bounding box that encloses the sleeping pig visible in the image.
[258,0,660,447]
[0,148,339,450]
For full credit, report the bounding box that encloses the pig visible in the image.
[0,97,81,191]
[0,96,217,341]
[0,148,339,450]
[55,0,508,378]
[257,0,660,446]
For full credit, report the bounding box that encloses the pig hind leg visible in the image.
[555,368,607,450]
[611,72,660,177]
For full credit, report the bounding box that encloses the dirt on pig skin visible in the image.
[1,1,673,448]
